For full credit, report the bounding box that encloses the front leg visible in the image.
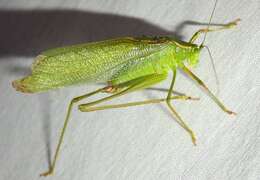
[182,65,236,115]
[189,19,240,43]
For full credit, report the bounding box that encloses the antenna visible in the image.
[204,45,220,94]
[201,0,218,46]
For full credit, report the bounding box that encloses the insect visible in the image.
[12,0,239,176]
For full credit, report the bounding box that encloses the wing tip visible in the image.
[12,78,34,93]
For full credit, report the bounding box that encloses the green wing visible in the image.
[12,37,171,93]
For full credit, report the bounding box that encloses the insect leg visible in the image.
[40,87,106,177]
[182,65,236,115]
[105,85,194,98]
[144,87,197,97]
[166,70,197,145]
[105,81,199,100]
[189,18,240,43]
[79,73,169,110]
[40,74,166,176]
[79,73,198,111]
[79,95,199,112]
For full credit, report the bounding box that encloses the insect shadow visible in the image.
[0,9,227,58]
[0,9,176,58]
[1,9,220,168]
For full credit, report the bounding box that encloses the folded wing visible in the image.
[12,37,169,93]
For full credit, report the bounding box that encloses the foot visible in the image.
[226,18,241,28]
[226,110,237,115]
[187,96,200,101]
[40,168,53,177]
[191,132,197,146]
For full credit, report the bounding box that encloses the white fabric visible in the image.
[0,0,259,179]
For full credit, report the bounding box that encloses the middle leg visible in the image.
[166,69,197,145]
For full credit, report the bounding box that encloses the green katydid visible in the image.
[12,0,240,176]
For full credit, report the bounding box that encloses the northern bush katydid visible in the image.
[12,0,240,176]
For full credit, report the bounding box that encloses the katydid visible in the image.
[12,0,239,176]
